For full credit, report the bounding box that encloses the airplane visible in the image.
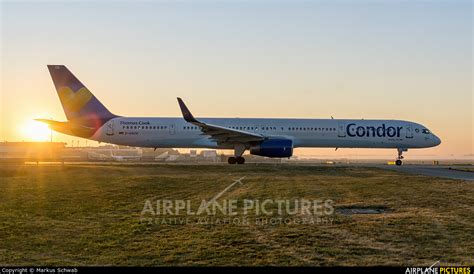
[36,65,441,165]
[110,150,142,162]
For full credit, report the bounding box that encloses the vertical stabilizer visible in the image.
[47,65,117,128]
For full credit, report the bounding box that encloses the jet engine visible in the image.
[250,139,293,158]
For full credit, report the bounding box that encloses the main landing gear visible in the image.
[395,148,407,166]
[228,144,246,165]
[228,156,245,165]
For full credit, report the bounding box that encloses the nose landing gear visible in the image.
[395,148,407,166]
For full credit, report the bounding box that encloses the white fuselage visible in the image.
[91,117,441,150]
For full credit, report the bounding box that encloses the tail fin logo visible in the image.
[58,87,93,112]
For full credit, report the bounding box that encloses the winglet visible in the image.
[177,97,199,123]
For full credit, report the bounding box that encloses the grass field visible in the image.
[0,163,473,266]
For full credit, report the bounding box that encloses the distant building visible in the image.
[165,154,183,162]
[85,147,143,161]
[0,142,66,162]
[200,150,218,162]
[155,151,169,161]
[201,150,217,158]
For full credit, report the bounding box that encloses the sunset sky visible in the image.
[1,0,472,158]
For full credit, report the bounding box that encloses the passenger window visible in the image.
[422,129,430,134]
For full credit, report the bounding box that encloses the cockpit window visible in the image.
[422,129,430,134]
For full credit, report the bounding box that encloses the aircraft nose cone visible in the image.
[433,135,441,146]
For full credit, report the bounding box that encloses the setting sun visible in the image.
[20,120,51,142]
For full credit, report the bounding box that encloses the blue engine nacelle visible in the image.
[250,139,293,158]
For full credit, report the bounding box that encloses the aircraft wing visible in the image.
[177,98,265,145]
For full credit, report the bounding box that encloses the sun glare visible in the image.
[20,120,51,142]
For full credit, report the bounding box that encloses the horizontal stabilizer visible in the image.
[35,119,97,138]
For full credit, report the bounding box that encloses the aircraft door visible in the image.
[106,120,114,136]
[338,123,346,137]
[169,124,176,135]
[406,125,413,138]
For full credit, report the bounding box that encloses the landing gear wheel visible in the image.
[228,157,237,164]
[395,148,406,166]
[236,157,245,164]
